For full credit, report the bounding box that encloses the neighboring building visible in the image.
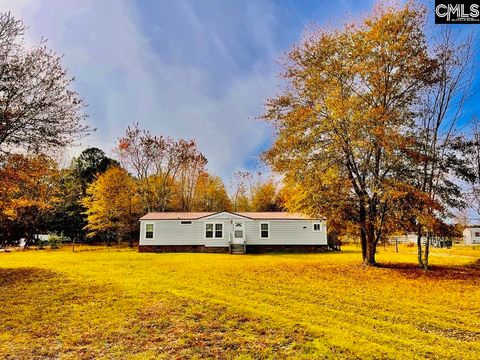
[19,234,49,247]
[463,227,480,245]
[139,211,328,254]
[390,233,418,245]
[34,234,50,242]
[389,233,452,248]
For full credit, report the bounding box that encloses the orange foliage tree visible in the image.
[262,3,437,265]
[0,154,60,247]
[116,123,208,212]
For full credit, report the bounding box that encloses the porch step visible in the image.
[230,244,245,254]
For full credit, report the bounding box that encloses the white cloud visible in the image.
[0,0,280,180]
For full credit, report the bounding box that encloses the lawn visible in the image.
[0,246,479,359]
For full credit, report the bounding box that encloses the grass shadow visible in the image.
[0,267,58,287]
[376,259,480,281]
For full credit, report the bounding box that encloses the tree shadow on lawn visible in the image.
[0,267,119,359]
[0,267,58,287]
[130,297,322,359]
[376,259,480,281]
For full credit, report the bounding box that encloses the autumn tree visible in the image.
[116,123,207,212]
[230,171,252,212]
[44,167,85,243]
[192,173,231,212]
[0,12,91,154]
[251,179,284,212]
[176,141,208,211]
[262,3,436,265]
[463,117,480,225]
[0,154,60,247]
[82,166,141,246]
[278,176,355,241]
[71,148,119,194]
[407,27,475,269]
[44,148,117,243]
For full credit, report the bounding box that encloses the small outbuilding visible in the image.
[138,211,328,254]
[463,227,480,245]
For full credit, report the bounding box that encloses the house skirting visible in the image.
[138,245,229,253]
[246,244,330,253]
[138,244,332,253]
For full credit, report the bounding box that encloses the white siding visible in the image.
[140,216,327,246]
[140,220,203,245]
[244,220,327,245]
[463,228,480,245]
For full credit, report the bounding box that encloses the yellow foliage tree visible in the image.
[251,180,283,212]
[193,173,232,212]
[83,166,141,245]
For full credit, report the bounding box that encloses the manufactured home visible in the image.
[463,227,480,245]
[138,211,329,254]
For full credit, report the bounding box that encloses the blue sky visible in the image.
[1,0,478,182]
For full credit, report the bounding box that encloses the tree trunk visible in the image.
[363,220,377,266]
[423,232,430,270]
[416,225,424,268]
[23,229,33,251]
[359,203,367,261]
[364,237,376,266]
[360,230,367,261]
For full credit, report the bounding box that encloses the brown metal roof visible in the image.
[140,212,215,220]
[140,211,322,220]
[237,212,313,220]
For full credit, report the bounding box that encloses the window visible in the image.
[205,223,223,239]
[145,223,154,239]
[475,232,480,237]
[205,223,214,238]
[181,221,192,224]
[215,223,223,238]
[313,223,321,232]
[260,222,269,239]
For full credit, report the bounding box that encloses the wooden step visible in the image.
[230,244,245,254]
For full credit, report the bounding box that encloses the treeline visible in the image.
[0,11,287,248]
[3,5,480,268]
[0,136,286,247]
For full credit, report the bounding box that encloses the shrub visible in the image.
[47,233,69,249]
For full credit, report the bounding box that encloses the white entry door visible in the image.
[233,222,244,243]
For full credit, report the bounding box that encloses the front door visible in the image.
[233,221,244,243]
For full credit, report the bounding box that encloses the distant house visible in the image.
[463,227,480,245]
[19,234,49,247]
[138,211,328,254]
[389,233,452,248]
[390,233,418,245]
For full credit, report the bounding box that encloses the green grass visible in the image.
[0,245,479,359]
